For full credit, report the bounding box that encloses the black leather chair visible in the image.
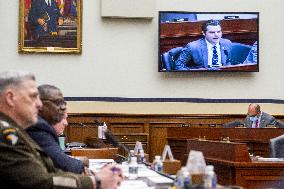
[230,43,252,65]
[269,134,284,158]
[161,47,183,70]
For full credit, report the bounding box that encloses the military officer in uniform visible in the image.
[0,71,123,189]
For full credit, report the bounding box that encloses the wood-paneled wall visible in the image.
[66,113,284,161]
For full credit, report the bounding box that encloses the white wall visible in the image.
[0,0,284,102]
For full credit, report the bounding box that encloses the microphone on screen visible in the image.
[223,47,231,64]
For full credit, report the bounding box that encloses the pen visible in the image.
[111,166,121,173]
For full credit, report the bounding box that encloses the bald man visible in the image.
[224,103,284,128]
[244,104,280,128]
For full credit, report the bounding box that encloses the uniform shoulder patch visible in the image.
[1,128,19,145]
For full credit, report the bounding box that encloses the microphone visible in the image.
[154,170,175,181]
[115,154,128,162]
[104,130,130,163]
[223,120,245,128]
[224,49,228,56]
[223,47,230,64]
[104,130,130,154]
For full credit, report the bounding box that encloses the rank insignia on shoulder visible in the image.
[2,128,18,145]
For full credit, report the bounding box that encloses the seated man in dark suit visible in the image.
[174,19,232,70]
[244,103,274,128]
[224,103,284,128]
[26,84,87,174]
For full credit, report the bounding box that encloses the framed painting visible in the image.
[19,0,82,54]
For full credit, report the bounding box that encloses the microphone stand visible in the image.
[104,130,130,163]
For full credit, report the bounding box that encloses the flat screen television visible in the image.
[158,12,259,72]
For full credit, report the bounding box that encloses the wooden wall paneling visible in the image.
[149,122,184,162]
[109,122,145,133]
[66,113,284,161]
[65,125,83,143]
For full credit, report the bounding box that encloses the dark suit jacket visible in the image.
[28,0,62,36]
[25,117,84,174]
[175,38,232,70]
[224,112,284,128]
[244,112,279,128]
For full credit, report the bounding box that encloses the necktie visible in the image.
[212,46,218,66]
[255,119,259,128]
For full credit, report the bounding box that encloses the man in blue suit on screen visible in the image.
[175,19,232,70]
[28,0,64,38]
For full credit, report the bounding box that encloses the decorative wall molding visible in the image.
[65,97,284,104]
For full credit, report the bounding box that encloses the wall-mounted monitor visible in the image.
[158,12,259,72]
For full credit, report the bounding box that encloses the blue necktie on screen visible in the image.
[212,46,218,66]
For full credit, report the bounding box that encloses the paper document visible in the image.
[257,157,284,162]
[118,180,154,189]
[89,159,115,172]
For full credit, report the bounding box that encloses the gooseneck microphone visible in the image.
[223,47,230,64]
[104,130,130,157]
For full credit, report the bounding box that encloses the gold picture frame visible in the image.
[18,0,82,54]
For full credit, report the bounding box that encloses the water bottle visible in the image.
[128,150,135,163]
[153,155,163,172]
[203,165,217,189]
[175,167,191,189]
[128,156,138,180]
[137,149,145,164]
[102,122,107,139]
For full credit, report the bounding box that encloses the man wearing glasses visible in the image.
[26,84,87,174]
[224,103,284,128]
[244,103,284,128]
[0,71,123,189]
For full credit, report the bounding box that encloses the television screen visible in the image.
[158,12,259,72]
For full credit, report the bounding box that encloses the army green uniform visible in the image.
[0,113,93,189]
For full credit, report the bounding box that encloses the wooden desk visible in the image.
[167,128,284,158]
[70,148,118,159]
[167,139,284,189]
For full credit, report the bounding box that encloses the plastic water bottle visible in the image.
[153,155,163,172]
[137,149,145,164]
[203,165,217,189]
[175,167,191,189]
[128,156,138,180]
[128,150,135,163]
